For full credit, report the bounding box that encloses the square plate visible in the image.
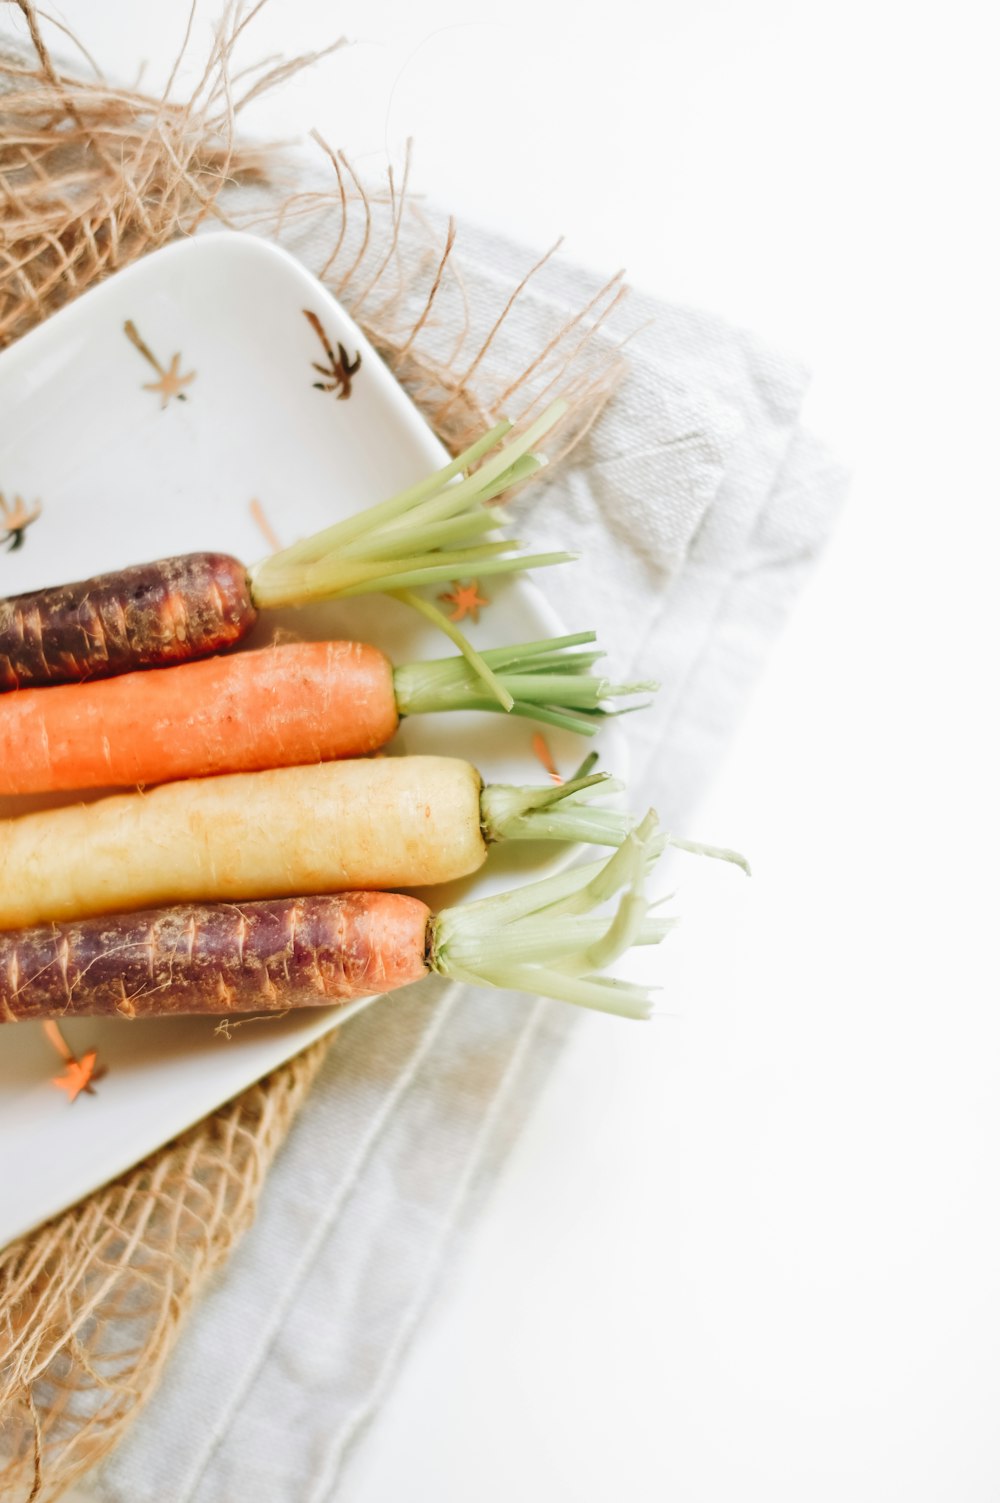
[0,233,625,1247]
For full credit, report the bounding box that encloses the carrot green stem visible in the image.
[393,590,513,711]
[265,419,515,567]
[393,632,657,734]
[661,836,751,876]
[246,401,571,700]
[306,549,576,599]
[431,812,666,1018]
[480,771,635,848]
[248,402,569,613]
[425,811,749,1018]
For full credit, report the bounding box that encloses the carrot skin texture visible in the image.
[0,893,431,1023]
[0,553,256,691]
[0,641,398,794]
[0,757,486,929]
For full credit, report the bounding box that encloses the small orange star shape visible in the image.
[438,579,490,623]
[143,353,196,408]
[51,1049,106,1104]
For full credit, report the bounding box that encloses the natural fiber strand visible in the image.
[0,1039,329,1501]
[0,2,632,1496]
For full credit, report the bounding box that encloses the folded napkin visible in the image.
[79,200,847,1503]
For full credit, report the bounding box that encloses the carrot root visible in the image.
[0,640,397,795]
[0,757,487,929]
[0,553,255,691]
[0,631,655,798]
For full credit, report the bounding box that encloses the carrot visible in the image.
[0,553,254,693]
[0,815,680,1024]
[0,635,653,796]
[0,894,430,1023]
[0,641,395,794]
[0,404,571,705]
[0,756,646,930]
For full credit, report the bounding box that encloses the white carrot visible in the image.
[0,757,646,929]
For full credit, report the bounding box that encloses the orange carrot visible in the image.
[0,635,651,796]
[0,641,397,795]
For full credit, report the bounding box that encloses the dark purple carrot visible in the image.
[0,406,570,701]
[0,554,253,691]
[0,818,674,1024]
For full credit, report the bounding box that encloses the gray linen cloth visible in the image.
[81,206,847,1502]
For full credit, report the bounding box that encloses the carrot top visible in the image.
[432,812,668,1017]
[431,813,749,1018]
[395,632,656,735]
[248,402,571,707]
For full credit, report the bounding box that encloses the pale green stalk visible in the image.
[428,811,748,1019]
[430,815,665,1019]
[393,589,514,711]
[480,772,636,848]
[392,631,657,735]
[247,402,570,705]
[267,419,513,567]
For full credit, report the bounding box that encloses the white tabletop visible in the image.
[7,2,998,1498]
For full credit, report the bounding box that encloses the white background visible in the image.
[4,3,999,1499]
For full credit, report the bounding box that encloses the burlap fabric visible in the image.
[0,6,626,1499]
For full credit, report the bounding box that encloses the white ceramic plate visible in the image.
[0,233,625,1247]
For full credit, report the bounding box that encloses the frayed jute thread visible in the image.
[0,2,630,1497]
